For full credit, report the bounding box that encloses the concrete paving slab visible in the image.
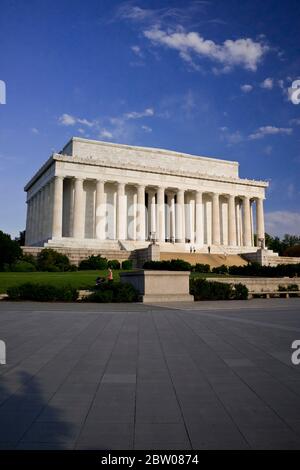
[0,299,299,449]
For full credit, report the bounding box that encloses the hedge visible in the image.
[36,249,73,272]
[190,278,248,301]
[84,282,138,303]
[10,260,37,272]
[212,264,229,274]
[79,255,108,270]
[7,283,78,301]
[228,263,300,277]
[121,259,133,270]
[143,259,192,271]
[193,263,211,273]
[107,259,121,270]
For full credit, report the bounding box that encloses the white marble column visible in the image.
[31,195,37,244]
[25,198,32,245]
[36,190,42,243]
[136,184,145,241]
[195,191,203,246]
[95,180,106,240]
[157,187,165,243]
[48,179,54,241]
[42,184,49,242]
[256,198,265,246]
[167,193,176,242]
[176,189,185,243]
[228,194,236,246]
[73,178,85,239]
[212,193,221,245]
[148,190,156,239]
[52,176,64,239]
[40,186,46,242]
[117,182,126,240]
[242,196,252,246]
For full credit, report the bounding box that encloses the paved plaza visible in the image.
[0,299,300,450]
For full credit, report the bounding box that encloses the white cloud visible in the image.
[58,113,77,126]
[220,128,243,145]
[116,3,209,26]
[77,118,95,127]
[131,45,143,57]
[117,5,155,22]
[265,211,300,237]
[58,113,96,127]
[141,125,152,133]
[225,131,243,144]
[99,129,113,140]
[241,84,253,93]
[144,27,268,71]
[249,126,292,140]
[290,118,300,126]
[31,127,39,134]
[260,78,273,89]
[124,108,154,119]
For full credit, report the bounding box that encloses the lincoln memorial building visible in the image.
[24,137,268,254]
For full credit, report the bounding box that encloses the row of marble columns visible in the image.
[26,180,54,246]
[26,176,265,247]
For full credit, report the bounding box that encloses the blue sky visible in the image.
[0,0,299,237]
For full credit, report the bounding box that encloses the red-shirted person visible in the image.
[107,268,113,281]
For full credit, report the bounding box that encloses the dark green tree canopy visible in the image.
[0,230,22,269]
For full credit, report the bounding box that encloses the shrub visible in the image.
[7,283,78,301]
[108,259,121,270]
[86,289,114,303]
[121,259,133,270]
[79,255,108,270]
[143,259,191,271]
[193,263,210,273]
[10,260,36,272]
[233,283,249,300]
[190,278,248,301]
[212,264,228,274]
[37,249,71,272]
[278,284,287,292]
[114,282,138,302]
[0,230,22,270]
[84,281,138,303]
[228,263,300,278]
[287,284,299,291]
[21,254,37,268]
[69,264,78,271]
[283,245,300,257]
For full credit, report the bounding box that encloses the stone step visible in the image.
[160,252,248,267]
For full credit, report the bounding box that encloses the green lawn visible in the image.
[0,270,124,294]
[0,270,239,294]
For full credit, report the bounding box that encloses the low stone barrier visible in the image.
[206,277,300,293]
[120,270,194,303]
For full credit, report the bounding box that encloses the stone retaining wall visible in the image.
[207,277,300,293]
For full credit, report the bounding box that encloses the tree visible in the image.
[36,248,71,272]
[265,233,300,255]
[0,230,22,269]
[15,230,26,246]
[283,245,300,257]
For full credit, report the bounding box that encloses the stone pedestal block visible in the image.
[120,270,194,303]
